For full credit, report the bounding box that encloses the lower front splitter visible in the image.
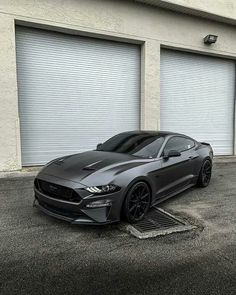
[34,199,95,224]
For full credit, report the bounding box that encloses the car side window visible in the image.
[133,136,165,158]
[163,136,195,154]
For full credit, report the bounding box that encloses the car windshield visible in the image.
[97,133,165,158]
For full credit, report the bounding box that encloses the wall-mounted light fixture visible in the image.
[204,34,218,45]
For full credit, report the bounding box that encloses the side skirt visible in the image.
[151,183,196,207]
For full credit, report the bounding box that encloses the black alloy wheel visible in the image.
[197,159,212,187]
[123,182,151,223]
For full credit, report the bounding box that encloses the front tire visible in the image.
[123,182,151,223]
[197,159,212,187]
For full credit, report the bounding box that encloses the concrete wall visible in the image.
[0,0,236,171]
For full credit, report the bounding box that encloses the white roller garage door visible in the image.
[16,27,140,166]
[160,49,235,155]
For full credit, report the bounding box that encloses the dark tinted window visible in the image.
[97,133,165,158]
[163,136,195,154]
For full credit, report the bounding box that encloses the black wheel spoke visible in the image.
[129,204,136,213]
[140,193,149,200]
[134,206,139,218]
[198,160,212,187]
[131,193,137,200]
[127,183,150,221]
[140,187,145,196]
[140,200,149,204]
[129,199,137,203]
[139,207,145,213]
[202,162,212,185]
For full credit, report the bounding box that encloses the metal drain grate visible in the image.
[132,208,184,233]
[122,207,196,239]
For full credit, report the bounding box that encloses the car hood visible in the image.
[39,151,146,185]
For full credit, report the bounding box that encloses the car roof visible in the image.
[120,130,192,138]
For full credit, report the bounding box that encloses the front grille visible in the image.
[38,199,84,219]
[36,179,81,203]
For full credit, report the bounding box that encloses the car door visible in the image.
[157,136,197,198]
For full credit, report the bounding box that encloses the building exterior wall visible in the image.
[160,0,236,20]
[0,0,236,171]
[138,0,236,22]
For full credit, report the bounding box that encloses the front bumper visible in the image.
[34,176,123,225]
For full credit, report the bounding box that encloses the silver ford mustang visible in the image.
[34,131,213,225]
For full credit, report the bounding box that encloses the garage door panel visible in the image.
[16,27,140,165]
[160,49,235,156]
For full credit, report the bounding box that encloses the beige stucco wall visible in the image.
[0,0,236,171]
[0,14,21,171]
[161,0,236,20]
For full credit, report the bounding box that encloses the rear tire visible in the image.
[197,159,212,187]
[123,182,151,223]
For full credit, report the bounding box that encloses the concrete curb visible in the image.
[213,156,236,163]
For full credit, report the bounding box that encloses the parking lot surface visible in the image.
[0,163,235,295]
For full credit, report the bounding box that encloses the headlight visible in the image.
[85,184,120,194]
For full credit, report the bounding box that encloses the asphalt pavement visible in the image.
[0,163,235,295]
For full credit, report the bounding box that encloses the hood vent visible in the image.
[82,160,102,171]
[82,166,96,171]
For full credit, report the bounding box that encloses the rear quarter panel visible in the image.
[195,142,213,174]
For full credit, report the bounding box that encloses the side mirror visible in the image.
[96,143,103,150]
[164,150,181,160]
